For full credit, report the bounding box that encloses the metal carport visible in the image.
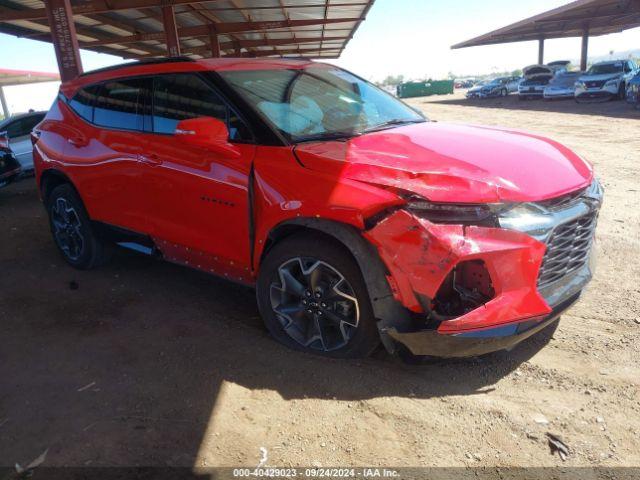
[0,68,59,117]
[0,0,375,82]
[451,0,640,70]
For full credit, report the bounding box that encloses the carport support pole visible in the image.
[161,5,181,57]
[0,87,8,119]
[43,0,83,82]
[209,25,220,58]
[538,38,544,64]
[580,29,589,71]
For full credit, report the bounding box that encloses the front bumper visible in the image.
[575,84,618,100]
[365,182,602,358]
[466,90,500,99]
[543,88,575,99]
[387,293,579,358]
[519,86,545,97]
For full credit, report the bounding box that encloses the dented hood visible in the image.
[294,122,593,203]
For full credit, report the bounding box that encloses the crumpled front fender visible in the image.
[364,210,552,334]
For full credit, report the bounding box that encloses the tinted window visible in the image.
[94,78,151,131]
[152,74,250,141]
[69,86,100,122]
[22,113,44,132]
[5,114,44,138]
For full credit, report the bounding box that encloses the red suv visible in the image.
[33,58,602,359]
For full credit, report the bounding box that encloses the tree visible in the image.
[379,75,405,87]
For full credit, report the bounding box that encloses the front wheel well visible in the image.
[259,218,414,352]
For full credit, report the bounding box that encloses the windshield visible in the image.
[587,63,623,75]
[219,65,425,142]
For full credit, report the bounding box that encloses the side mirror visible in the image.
[174,117,240,158]
[0,131,8,149]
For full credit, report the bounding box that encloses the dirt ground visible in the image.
[1,92,639,473]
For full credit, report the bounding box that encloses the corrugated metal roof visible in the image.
[452,0,640,49]
[0,67,59,86]
[0,0,375,60]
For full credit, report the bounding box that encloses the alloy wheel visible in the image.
[270,257,360,352]
[51,197,85,261]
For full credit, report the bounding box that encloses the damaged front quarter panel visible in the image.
[363,209,553,356]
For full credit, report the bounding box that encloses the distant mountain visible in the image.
[587,49,640,63]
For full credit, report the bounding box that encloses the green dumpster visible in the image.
[397,80,454,99]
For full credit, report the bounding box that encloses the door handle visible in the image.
[138,153,162,166]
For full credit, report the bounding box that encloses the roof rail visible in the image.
[78,56,195,78]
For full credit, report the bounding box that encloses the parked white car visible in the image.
[543,71,583,100]
[0,111,46,174]
[575,60,639,102]
[518,65,554,100]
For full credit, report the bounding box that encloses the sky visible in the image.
[1,0,639,113]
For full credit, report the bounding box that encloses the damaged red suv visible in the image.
[33,58,603,359]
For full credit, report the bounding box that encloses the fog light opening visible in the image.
[433,260,495,319]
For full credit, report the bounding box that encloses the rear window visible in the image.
[69,86,100,122]
[93,78,151,131]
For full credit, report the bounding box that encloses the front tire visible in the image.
[46,184,112,269]
[257,233,380,358]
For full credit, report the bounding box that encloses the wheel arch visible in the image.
[40,169,80,204]
[260,217,412,352]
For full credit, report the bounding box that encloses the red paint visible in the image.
[33,59,595,340]
[294,122,593,203]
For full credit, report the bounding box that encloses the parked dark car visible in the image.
[626,71,640,109]
[0,135,22,188]
[466,77,519,99]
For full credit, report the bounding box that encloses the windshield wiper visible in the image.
[362,118,426,134]
[293,131,361,144]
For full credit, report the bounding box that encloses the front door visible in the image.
[140,73,256,279]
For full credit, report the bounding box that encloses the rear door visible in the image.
[64,77,153,233]
[139,72,256,277]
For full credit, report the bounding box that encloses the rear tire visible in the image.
[257,233,380,358]
[46,184,113,270]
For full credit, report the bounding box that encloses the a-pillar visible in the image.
[44,0,83,82]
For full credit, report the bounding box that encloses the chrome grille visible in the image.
[538,211,598,287]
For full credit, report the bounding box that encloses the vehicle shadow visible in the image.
[428,94,640,120]
[0,181,556,475]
